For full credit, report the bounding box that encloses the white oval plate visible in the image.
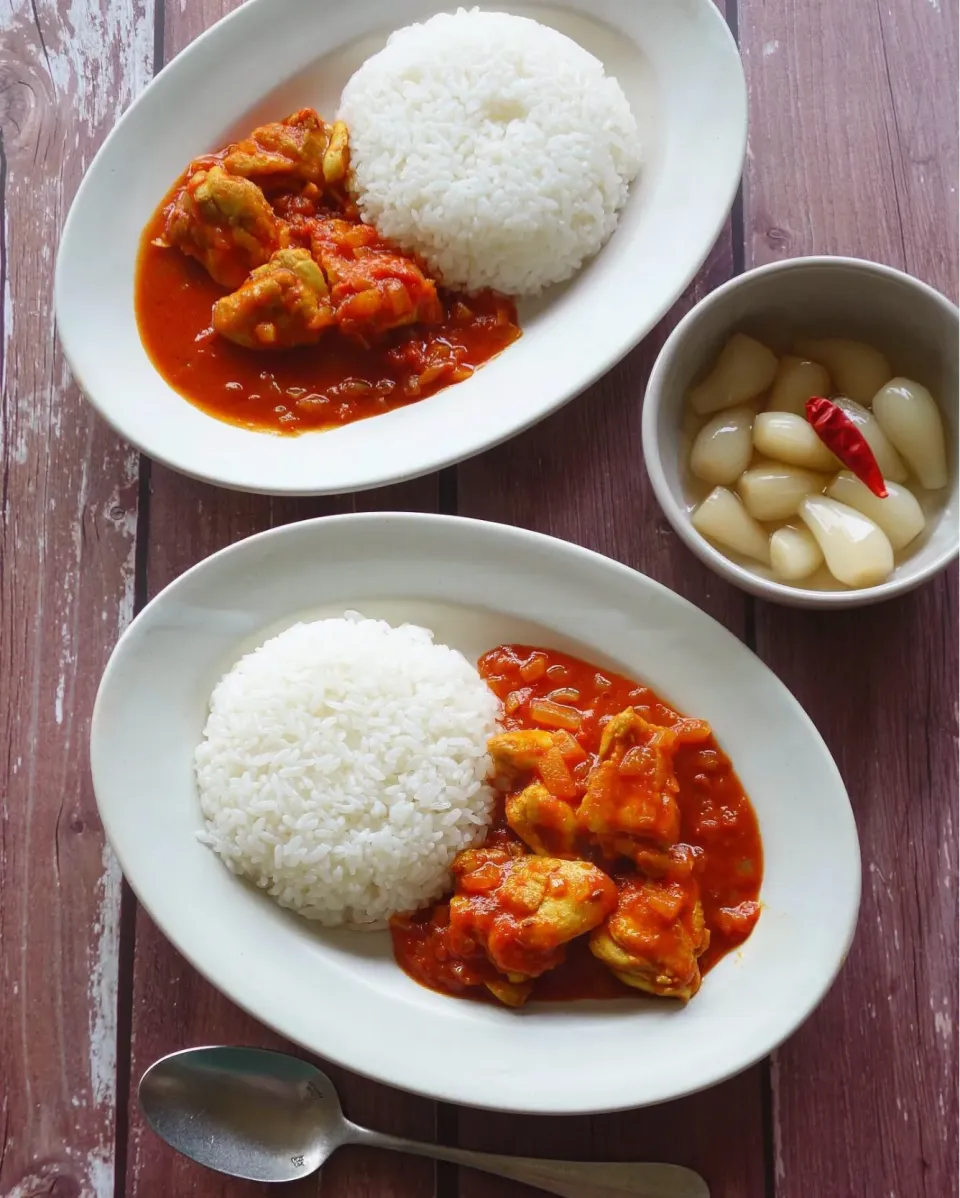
[92,514,860,1113]
[56,0,746,496]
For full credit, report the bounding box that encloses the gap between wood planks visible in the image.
[111,457,153,1198]
[111,4,164,1187]
[717,4,768,1184]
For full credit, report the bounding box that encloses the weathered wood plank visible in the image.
[741,0,959,282]
[125,911,438,1198]
[124,912,320,1198]
[122,8,440,1195]
[739,1,959,1195]
[0,1,151,1194]
[456,231,748,628]
[456,1067,766,1198]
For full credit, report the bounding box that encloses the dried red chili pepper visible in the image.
[805,397,888,498]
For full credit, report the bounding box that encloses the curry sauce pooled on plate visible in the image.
[391,645,762,1007]
[136,108,520,434]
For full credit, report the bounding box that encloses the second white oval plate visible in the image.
[56,0,746,495]
[92,514,860,1113]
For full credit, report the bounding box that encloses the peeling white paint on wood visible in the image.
[47,0,153,123]
[0,0,152,1195]
[1,207,11,434]
[89,845,121,1109]
[82,846,123,1196]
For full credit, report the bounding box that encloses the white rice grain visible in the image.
[195,614,500,928]
[339,8,642,296]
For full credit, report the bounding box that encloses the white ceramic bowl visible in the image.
[642,257,959,608]
[55,0,747,496]
[91,513,860,1113]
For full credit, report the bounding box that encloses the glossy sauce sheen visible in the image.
[135,172,520,435]
[391,645,763,1003]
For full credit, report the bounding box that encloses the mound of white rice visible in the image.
[339,8,642,296]
[195,614,500,928]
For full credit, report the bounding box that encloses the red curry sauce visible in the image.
[391,645,763,1003]
[135,171,520,436]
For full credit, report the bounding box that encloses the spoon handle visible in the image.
[344,1125,709,1198]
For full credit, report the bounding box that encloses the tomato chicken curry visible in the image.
[136,109,520,434]
[391,645,762,1007]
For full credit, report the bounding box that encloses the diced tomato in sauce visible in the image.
[391,645,763,1003]
[135,155,519,436]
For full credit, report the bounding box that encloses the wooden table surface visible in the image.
[2,0,957,1195]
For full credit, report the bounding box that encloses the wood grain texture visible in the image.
[739,1,959,1195]
[122,9,439,1196]
[741,0,959,279]
[6,1,955,1197]
[456,1067,766,1198]
[456,232,749,632]
[0,1,151,1195]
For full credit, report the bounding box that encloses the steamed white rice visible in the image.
[195,614,500,928]
[339,8,642,296]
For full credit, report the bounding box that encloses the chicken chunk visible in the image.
[671,717,714,746]
[161,165,281,288]
[488,730,556,778]
[310,218,443,341]
[449,854,617,983]
[212,248,334,349]
[484,978,534,1008]
[450,842,523,880]
[506,783,578,857]
[590,877,709,1001]
[488,725,581,809]
[223,108,330,183]
[321,120,350,185]
[630,842,701,881]
[578,710,682,857]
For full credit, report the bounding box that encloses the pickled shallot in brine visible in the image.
[737,464,828,521]
[829,397,908,483]
[826,472,926,551]
[769,526,824,582]
[766,356,832,416]
[794,337,892,405]
[692,487,771,563]
[689,406,755,485]
[688,333,779,415]
[681,328,949,592]
[753,411,840,471]
[798,495,894,588]
[872,378,948,490]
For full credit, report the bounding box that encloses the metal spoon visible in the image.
[139,1046,708,1198]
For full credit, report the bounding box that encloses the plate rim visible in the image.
[91,511,862,1113]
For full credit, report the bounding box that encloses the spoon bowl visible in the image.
[140,1046,343,1182]
[139,1045,710,1197]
